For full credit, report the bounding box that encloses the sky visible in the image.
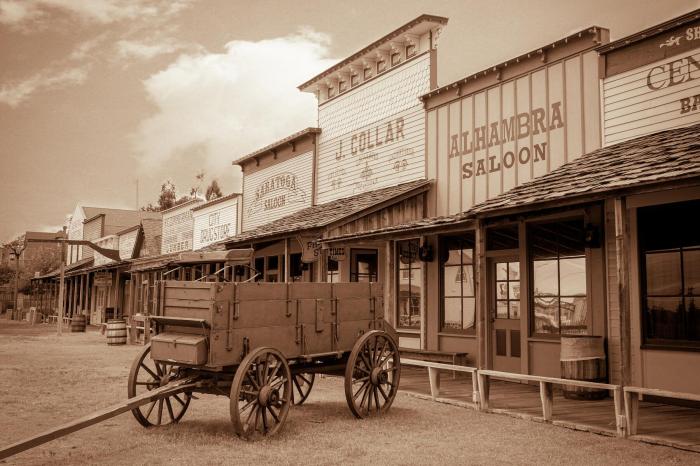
[0,0,697,242]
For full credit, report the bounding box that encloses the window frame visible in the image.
[396,239,422,330]
[528,217,589,338]
[439,236,476,335]
[638,199,700,350]
[350,248,378,283]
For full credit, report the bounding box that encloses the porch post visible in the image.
[614,197,632,386]
[475,219,488,369]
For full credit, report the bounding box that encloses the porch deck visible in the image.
[400,366,700,453]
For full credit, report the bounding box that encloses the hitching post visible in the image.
[57,231,67,336]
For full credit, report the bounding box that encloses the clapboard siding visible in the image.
[82,216,103,259]
[429,51,600,216]
[316,54,430,204]
[242,151,313,231]
[118,229,139,260]
[193,197,239,250]
[161,201,203,255]
[603,48,700,145]
[323,194,425,239]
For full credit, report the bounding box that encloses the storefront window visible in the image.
[529,218,587,336]
[639,200,700,347]
[351,249,377,282]
[397,240,421,329]
[440,237,475,333]
[326,257,340,283]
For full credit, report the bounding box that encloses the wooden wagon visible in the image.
[127,251,401,439]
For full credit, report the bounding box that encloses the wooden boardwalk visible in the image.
[400,367,700,453]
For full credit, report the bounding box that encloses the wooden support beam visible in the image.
[477,372,490,409]
[624,390,639,436]
[427,367,440,399]
[614,197,632,386]
[613,386,626,437]
[475,220,488,369]
[539,381,553,421]
[471,373,480,405]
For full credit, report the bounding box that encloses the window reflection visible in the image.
[397,241,421,329]
[441,236,475,332]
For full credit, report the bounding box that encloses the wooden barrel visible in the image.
[70,315,86,332]
[560,335,607,400]
[106,319,127,346]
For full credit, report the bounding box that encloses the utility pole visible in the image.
[7,238,26,320]
[57,229,66,336]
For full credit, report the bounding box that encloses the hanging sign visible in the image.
[297,236,322,263]
[327,247,346,261]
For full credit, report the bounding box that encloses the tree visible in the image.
[190,171,205,198]
[206,179,223,201]
[158,180,177,210]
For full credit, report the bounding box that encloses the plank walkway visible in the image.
[400,367,700,453]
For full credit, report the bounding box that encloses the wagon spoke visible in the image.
[245,371,260,390]
[156,399,163,425]
[144,400,157,419]
[140,363,158,380]
[268,361,281,382]
[165,398,175,422]
[352,375,370,384]
[373,386,381,411]
[261,407,269,433]
[269,376,287,390]
[173,394,186,407]
[298,374,312,385]
[353,380,369,400]
[377,384,389,402]
[268,405,280,423]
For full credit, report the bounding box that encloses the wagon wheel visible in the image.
[291,373,315,405]
[344,330,400,419]
[128,344,191,427]
[230,347,292,440]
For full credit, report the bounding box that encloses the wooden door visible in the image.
[94,287,107,325]
[490,257,522,373]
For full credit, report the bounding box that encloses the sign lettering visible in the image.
[248,172,306,216]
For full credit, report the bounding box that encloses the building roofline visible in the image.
[298,14,448,92]
[114,224,142,236]
[597,8,700,54]
[83,213,105,224]
[191,193,240,211]
[160,198,204,214]
[233,127,321,166]
[421,26,605,101]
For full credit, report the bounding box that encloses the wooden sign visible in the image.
[93,272,112,287]
[297,236,321,263]
[327,247,346,261]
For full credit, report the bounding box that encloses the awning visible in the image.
[221,179,431,247]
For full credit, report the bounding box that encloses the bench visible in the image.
[623,386,700,436]
[399,348,468,366]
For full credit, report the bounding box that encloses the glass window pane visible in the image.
[646,252,681,296]
[534,296,558,334]
[533,260,558,296]
[509,301,520,319]
[443,298,462,330]
[560,257,586,296]
[497,300,508,319]
[646,297,683,340]
[462,265,475,296]
[561,297,587,334]
[398,296,419,329]
[496,282,508,300]
[686,298,700,341]
[684,249,700,296]
[509,262,520,280]
[462,297,475,329]
[443,266,462,297]
[496,262,508,280]
[509,281,520,300]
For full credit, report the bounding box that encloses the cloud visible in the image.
[133,29,336,182]
[0,0,194,28]
[0,67,88,107]
[115,38,193,61]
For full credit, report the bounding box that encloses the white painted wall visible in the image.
[316,53,430,204]
[242,151,313,231]
[193,197,239,250]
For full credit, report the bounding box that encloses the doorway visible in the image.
[490,257,522,373]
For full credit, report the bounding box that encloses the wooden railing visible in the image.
[623,386,700,436]
[401,358,479,403]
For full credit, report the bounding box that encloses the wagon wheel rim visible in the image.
[344,330,400,419]
[128,344,191,427]
[230,347,291,440]
[291,373,315,405]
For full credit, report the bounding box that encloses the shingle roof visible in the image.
[234,128,321,165]
[472,123,700,216]
[224,180,431,246]
[323,124,700,241]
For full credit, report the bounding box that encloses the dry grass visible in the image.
[0,320,697,465]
